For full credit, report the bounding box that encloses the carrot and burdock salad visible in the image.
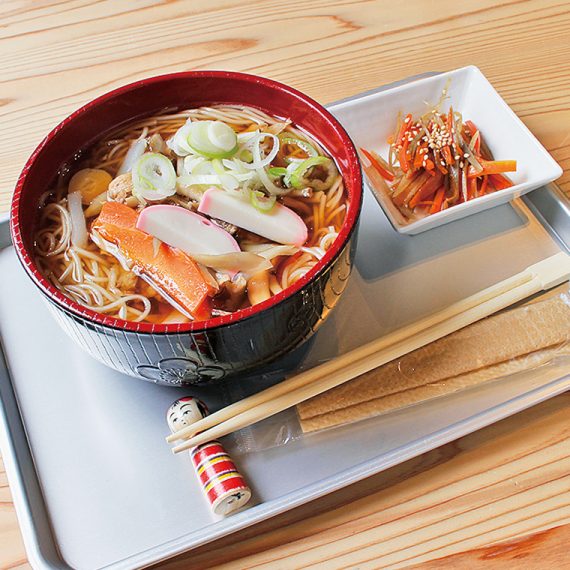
[360,101,517,221]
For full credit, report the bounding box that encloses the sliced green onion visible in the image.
[177,171,244,195]
[241,133,279,170]
[283,161,298,187]
[237,130,259,143]
[132,153,176,201]
[208,121,238,152]
[177,174,222,186]
[169,121,238,159]
[278,134,318,163]
[183,155,206,175]
[167,123,193,156]
[268,167,288,178]
[211,158,225,175]
[188,121,238,159]
[250,190,276,212]
[290,156,337,190]
[256,165,290,195]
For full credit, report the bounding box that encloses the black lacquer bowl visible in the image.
[11,71,362,386]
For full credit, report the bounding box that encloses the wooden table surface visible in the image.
[1,1,569,568]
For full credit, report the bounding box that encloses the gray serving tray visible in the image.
[1,81,570,570]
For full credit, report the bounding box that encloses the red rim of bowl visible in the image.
[10,71,362,334]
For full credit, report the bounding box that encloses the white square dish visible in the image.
[330,66,563,234]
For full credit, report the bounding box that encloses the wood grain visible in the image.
[154,394,570,569]
[407,524,570,569]
[0,1,569,568]
[1,0,570,215]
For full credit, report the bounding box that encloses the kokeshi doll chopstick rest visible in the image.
[167,397,251,516]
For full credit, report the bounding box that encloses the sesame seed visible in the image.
[463,153,469,158]
[404,117,410,123]
[454,155,460,160]
[460,161,465,168]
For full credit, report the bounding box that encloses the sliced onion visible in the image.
[189,251,272,276]
[208,121,238,152]
[68,191,88,248]
[278,134,318,164]
[83,190,108,218]
[290,156,337,190]
[196,263,220,292]
[117,138,147,175]
[152,237,161,258]
[176,157,184,176]
[178,173,244,196]
[237,130,259,143]
[132,153,176,201]
[177,174,223,186]
[148,133,166,154]
[242,133,279,170]
[219,174,242,194]
[242,243,298,259]
[167,122,193,156]
[188,121,238,159]
[183,155,206,175]
[250,190,276,212]
[256,164,290,195]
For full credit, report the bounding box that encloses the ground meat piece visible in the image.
[210,218,238,235]
[108,173,134,203]
[116,269,137,292]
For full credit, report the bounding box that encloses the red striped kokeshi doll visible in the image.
[167,397,251,516]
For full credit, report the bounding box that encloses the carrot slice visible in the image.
[408,173,443,209]
[442,146,453,166]
[92,202,215,320]
[488,173,514,190]
[399,138,410,173]
[360,148,395,182]
[467,176,478,200]
[413,146,425,170]
[469,159,517,177]
[429,187,446,214]
[464,120,477,136]
[393,172,428,206]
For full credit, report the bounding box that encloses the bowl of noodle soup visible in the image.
[11,71,362,385]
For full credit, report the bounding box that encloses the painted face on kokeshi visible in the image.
[166,397,251,516]
[166,397,209,433]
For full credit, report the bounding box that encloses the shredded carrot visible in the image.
[408,173,442,208]
[362,102,516,220]
[469,159,517,177]
[360,148,395,182]
[399,139,410,173]
[442,146,453,166]
[488,173,514,190]
[430,187,446,214]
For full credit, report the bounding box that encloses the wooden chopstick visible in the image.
[167,265,533,445]
[166,256,545,445]
[169,252,570,453]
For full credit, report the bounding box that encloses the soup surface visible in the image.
[35,105,347,324]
